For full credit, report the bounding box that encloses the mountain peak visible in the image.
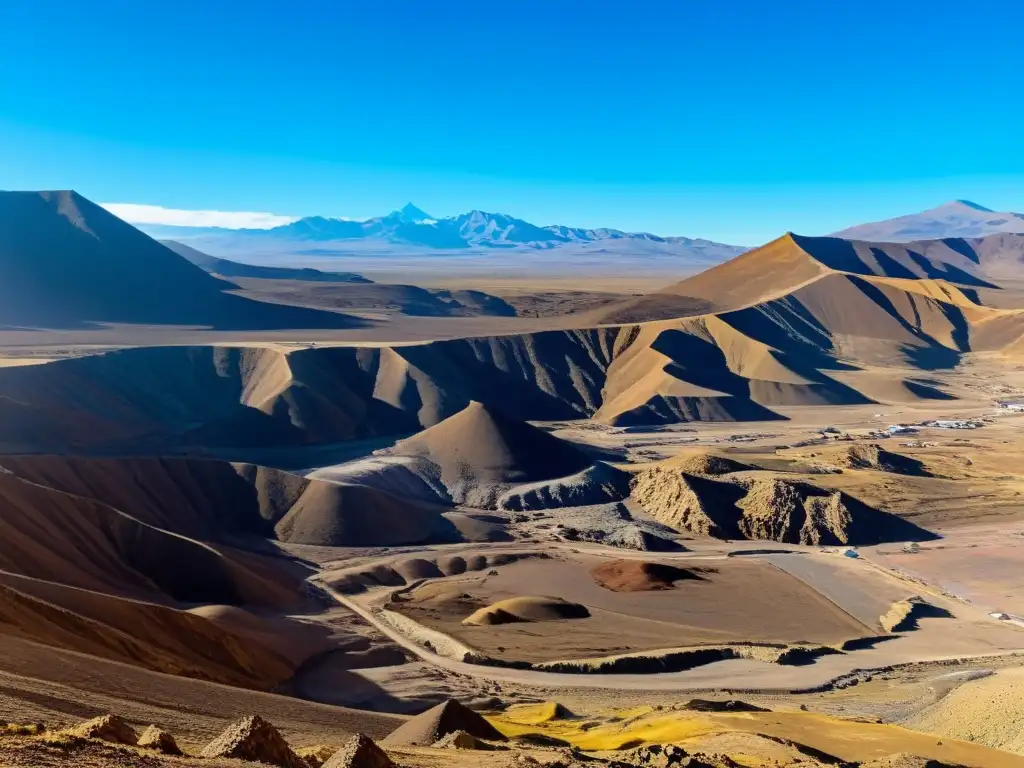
[393,202,432,223]
[943,199,994,213]
[832,199,1023,241]
[145,200,745,258]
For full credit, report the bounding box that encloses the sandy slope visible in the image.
[0,458,419,689]
[0,191,364,330]
[0,456,266,539]
[305,403,632,514]
[385,402,599,507]
[0,309,986,452]
[0,468,307,606]
[0,575,294,689]
[5,234,1024,449]
[0,453,467,553]
[906,668,1024,755]
[589,230,1021,324]
[589,233,1024,342]
[589,233,831,322]
[0,634,399,751]
[274,481,456,546]
[6,214,1024,451]
[392,402,591,480]
[6,212,1024,767]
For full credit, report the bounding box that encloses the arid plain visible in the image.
[5,192,1024,767]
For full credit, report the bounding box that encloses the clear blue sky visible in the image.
[2,0,1023,244]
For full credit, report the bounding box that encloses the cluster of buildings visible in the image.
[884,419,983,434]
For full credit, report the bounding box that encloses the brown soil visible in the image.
[390,401,594,502]
[589,232,829,322]
[0,455,265,539]
[492,288,627,318]
[0,469,309,609]
[199,714,307,767]
[0,453,458,551]
[0,633,400,753]
[3,262,1018,454]
[589,560,710,592]
[0,578,295,689]
[462,597,591,626]
[668,453,757,476]
[907,668,1024,757]
[592,230,1005,325]
[64,715,138,745]
[7,204,1024,768]
[794,444,932,476]
[137,725,181,755]
[630,470,746,538]
[274,481,453,547]
[395,557,871,661]
[324,551,545,595]
[381,700,506,747]
[322,733,396,768]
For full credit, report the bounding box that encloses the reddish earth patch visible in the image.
[589,560,714,592]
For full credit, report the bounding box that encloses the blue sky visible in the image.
[1,0,1023,244]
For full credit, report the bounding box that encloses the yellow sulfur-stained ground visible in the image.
[487,702,1024,767]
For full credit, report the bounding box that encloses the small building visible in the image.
[886,424,915,435]
[928,419,982,429]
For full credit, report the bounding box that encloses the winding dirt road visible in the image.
[312,564,1024,694]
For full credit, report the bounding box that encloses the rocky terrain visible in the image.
[3,193,1024,766]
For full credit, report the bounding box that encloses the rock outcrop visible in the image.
[137,724,182,755]
[200,714,307,768]
[64,715,138,746]
[322,733,397,768]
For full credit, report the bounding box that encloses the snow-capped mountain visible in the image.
[833,200,1024,242]
[136,203,746,262]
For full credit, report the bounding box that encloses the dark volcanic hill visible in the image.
[0,190,365,329]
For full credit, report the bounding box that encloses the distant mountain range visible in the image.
[137,203,747,262]
[833,200,1024,242]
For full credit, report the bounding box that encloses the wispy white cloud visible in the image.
[100,202,298,229]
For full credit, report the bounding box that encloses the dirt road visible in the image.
[313,571,1024,694]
